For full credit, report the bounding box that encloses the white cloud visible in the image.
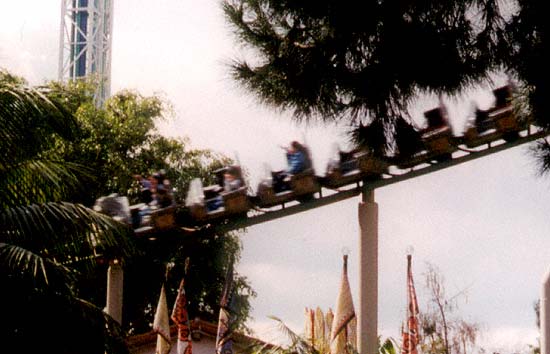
[479,326,539,353]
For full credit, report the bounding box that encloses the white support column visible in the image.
[358,188,378,354]
[542,267,550,354]
[106,259,124,324]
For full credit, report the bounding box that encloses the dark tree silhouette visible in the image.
[223,0,515,155]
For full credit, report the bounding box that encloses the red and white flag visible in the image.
[216,259,235,354]
[401,255,420,354]
[171,278,192,354]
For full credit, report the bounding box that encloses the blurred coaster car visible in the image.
[422,105,456,157]
[185,166,250,224]
[94,193,132,225]
[463,85,519,147]
[397,104,456,169]
[255,167,320,208]
[255,143,320,208]
[128,202,178,233]
[323,147,388,189]
[148,205,178,230]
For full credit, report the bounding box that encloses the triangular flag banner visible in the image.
[153,284,171,354]
[347,316,357,352]
[325,308,334,342]
[401,255,420,354]
[171,278,192,354]
[304,307,315,346]
[314,306,326,347]
[216,260,235,354]
[330,255,356,354]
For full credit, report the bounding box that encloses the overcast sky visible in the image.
[1,1,549,352]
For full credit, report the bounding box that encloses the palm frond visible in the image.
[378,336,399,354]
[0,243,74,291]
[0,81,77,169]
[1,73,132,354]
[267,315,319,354]
[0,158,89,209]
[0,202,134,266]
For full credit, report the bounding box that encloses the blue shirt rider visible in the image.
[286,141,307,174]
[272,141,311,193]
[286,140,311,174]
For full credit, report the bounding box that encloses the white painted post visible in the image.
[358,188,378,354]
[106,259,124,324]
[542,267,550,354]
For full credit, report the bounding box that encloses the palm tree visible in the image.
[244,316,320,354]
[247,316,397,354]
[0,71,134,354]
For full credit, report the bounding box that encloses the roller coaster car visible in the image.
[94,194,132,225]
[421,105,455,155]
[186,166,250,224]
[148,205,178,230]
[397,105,456,169]
[255,168,320,208]
[323,149,388,188]
[463,85,519,147]
[128,202,178,232]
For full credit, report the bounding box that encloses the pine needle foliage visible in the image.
[223,0,509,154]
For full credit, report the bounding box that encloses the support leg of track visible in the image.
[542,266,550,354]
[358,188,378,354]
[106,259,124,324]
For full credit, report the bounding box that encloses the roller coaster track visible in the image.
[132,123,548,237]
[200,124,548,234]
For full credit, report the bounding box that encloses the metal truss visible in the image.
[58,0,113,106]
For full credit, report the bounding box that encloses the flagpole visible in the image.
[405,255,412,354]
[358,187,378,354]
[407,254,412,321]
[402,254,420,354]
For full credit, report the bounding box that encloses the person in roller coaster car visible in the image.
[206,168,243,212]
[131,170,174,227]
[223,168,242,192]
[326,148,359,176]
[273,141,311,193]
[153,170,174,208]
[134,174,153,204]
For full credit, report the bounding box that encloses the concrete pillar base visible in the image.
[358,189,378,354]
[542,267,550,354]
[106,259,124,324]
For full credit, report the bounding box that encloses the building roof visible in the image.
[127,318,273,354]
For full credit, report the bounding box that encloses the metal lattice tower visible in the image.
[58,0,114,106]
